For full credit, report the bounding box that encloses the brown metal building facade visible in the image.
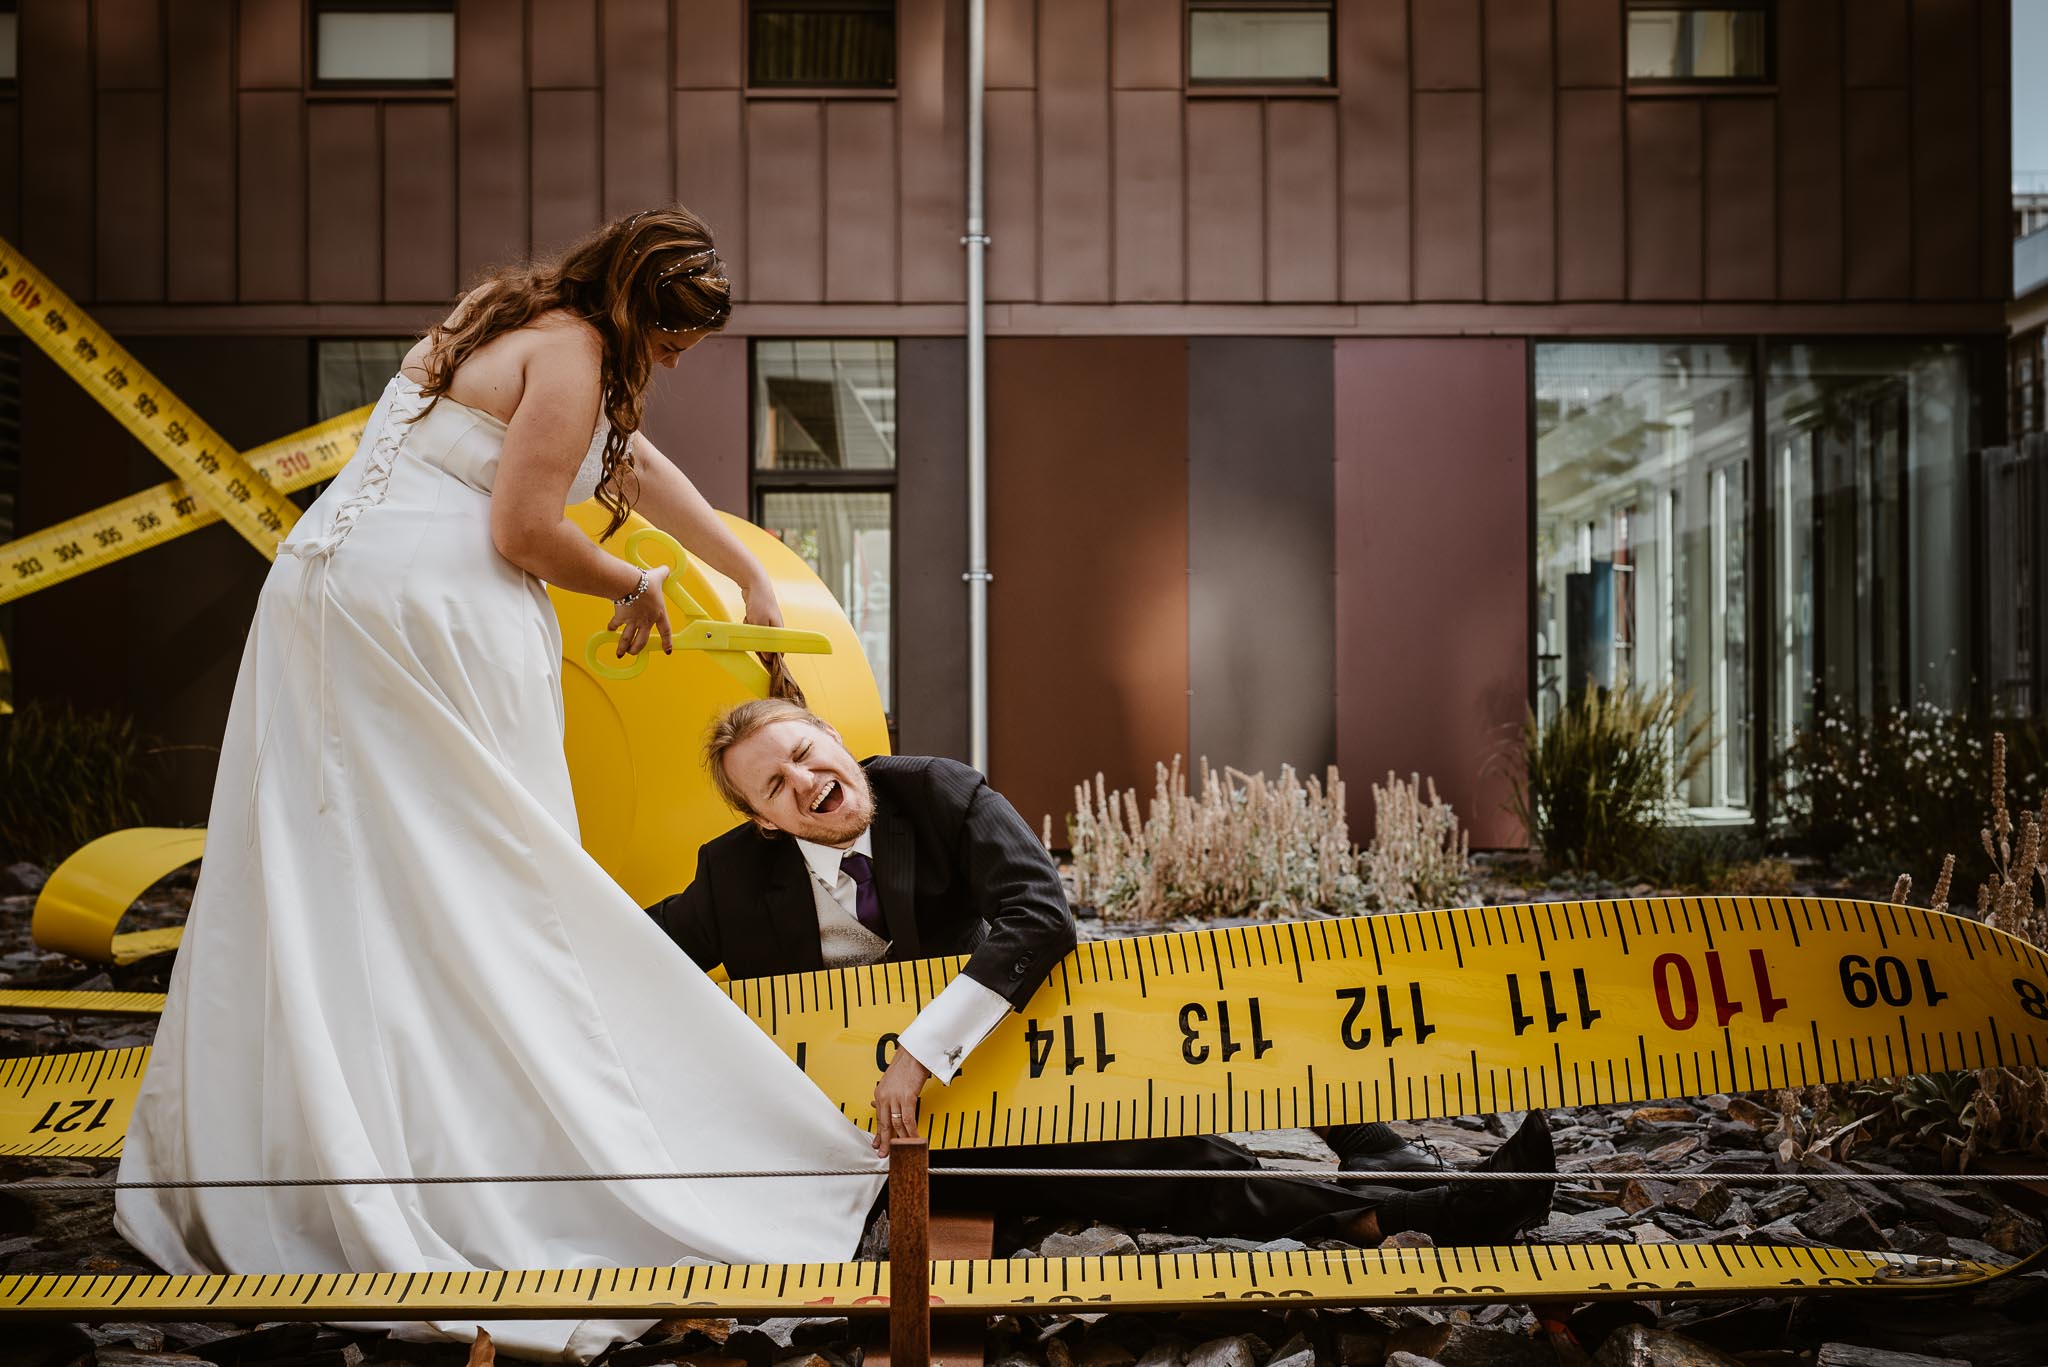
[0,0,2016,845]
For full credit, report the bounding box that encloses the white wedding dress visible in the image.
[115,376,885,1362]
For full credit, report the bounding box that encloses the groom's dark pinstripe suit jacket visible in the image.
[645,755,1078,1010]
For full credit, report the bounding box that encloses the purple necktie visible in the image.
[840,852,887,937]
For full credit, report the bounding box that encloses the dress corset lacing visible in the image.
[248,379,434,828]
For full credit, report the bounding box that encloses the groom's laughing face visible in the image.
[726,718,876,845]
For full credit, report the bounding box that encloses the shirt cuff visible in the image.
[894,973,1014,1085]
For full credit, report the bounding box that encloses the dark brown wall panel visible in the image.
[237,0,301,88]
[306,103,382,302]
[745,101,825,301]
[1625,99,1702,300]
[1844,88,1911,298]
[1845,0,1909,87]
[1412,92,1484,300]
[986,90,1040,301]
[457,0,530,283]
[95,92,166,302]
[1413,0,1482,90]
[1334,338,1527,848]
[1556,0,1621,87]
[988,337,1189,837]
[895,338,970,762]
[1704,100,1775,300]
[1777,0,1844,299]
[899,0,966,303]
[1185,101,1263,302]
[987,0,1037,87]
[673,91,746,296]
[1113,90,1186,302]
[21,0,93,295]
[1910,0,1978,300]
[236,91,306,301]
[1189,338,1335,779]
[1556,88,1624,299]
[1112,0,1181,88]
[675,0,743,87]
[602,0,673,219]
[1484,0,1556,302]
[0,103,18,241]
[1265,101,1340,302]
[825,101,901,302]
[167,0,236,301]
[1337,0,1409,301]
[1980,91,2010,298]
[530,89,603,256]
[531,0,601,88]
[385,103,458,302]
[96,0,164,88]
[640,334,747,514]
[1037,0,1114,303]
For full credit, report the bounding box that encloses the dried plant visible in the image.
[1870,730,2048,1166]
[1508,685,1710,876]
[1067,758,1368,923]
[0,701,162,869]
[1362,772,1471,912]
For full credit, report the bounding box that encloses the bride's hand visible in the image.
[741,576,785,629]
[608,563,672,657]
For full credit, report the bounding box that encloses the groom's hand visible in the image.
[871,1050,932,1155]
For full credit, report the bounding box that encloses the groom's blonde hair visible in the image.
[704,698,831,815]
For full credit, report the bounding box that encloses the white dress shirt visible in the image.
[793,832,1012,1084]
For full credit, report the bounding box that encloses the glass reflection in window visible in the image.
[1535,343,1754,815]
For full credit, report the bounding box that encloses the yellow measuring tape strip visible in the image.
[0,990,167,1016]
[0,236,308,573]
[5,897,2046,1157]
[0,407,366,606]
[0,1243,2029,1324]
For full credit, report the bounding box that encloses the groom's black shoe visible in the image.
[1326,1122,1443,1173]
[1372,1111,1556,1245]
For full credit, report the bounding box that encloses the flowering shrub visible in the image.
[1771,703,2042,877]
[1064,759,1366,923]
[1362,772,1471,912]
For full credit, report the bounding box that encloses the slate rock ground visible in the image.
[2,869,2045,1367]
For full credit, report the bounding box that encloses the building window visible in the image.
[749,0,895,89]
[0,1,18,87]
[1626,2,1771,84]
[313,1,455,88]
[752,340,896,711]
[1536,343,1756,815]
[316,339,414,419]
[1764,341,1972,728]
[1188,1,1333,86]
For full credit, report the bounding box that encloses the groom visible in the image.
[645,699,1554,1245]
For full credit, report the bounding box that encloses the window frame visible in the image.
[747,338,901,722]
[1623,0,1776,91]
[309,0,457,94]
[0,0,18,92]
[745,0,898,94]
[1185,0,1337,94]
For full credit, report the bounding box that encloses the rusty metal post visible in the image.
[887,1138,930,1366]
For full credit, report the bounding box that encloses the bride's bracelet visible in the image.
[613,568,651,608]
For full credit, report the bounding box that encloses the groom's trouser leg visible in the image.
[928,1137,1386,1241]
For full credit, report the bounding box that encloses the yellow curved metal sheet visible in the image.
[30,828,206,964]
[553,505,889,907]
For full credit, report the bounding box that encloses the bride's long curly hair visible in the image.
[414,206,733,541]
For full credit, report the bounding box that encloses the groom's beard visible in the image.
[780,769,876,846]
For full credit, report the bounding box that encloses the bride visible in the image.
[115,207,885,1362]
